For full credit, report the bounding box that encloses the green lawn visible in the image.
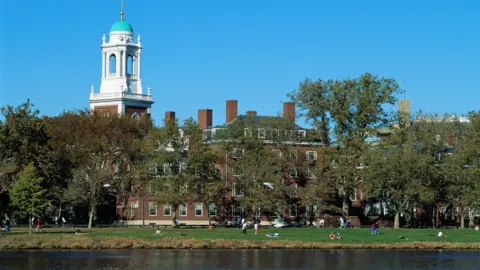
[3,227,480,244]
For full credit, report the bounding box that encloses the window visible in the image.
[232,166,243,176]
[350,190,357,201]
[208,203,217,216]
[130,202,135,217]
[297,130,306,138]
[179,204,187,216]
[203,129,212,141]
[290,168,298,178]
[195,203,203,216]
[258,128,266,139]
[244,128,252,137]
[232,184,244,196]
[179,163,187,172]
[163,204,171,216]
[109,54,116,74]
[306,151,317,161]
[289,205,297,217]
[307,168,316,178]
[126,55,133,75]
[232,205,244,217]
[269,129,279,140]
[232,148,244,159]
[149,202,157,216]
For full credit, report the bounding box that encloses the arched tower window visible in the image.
[109,54,116,74]
[127,55,133,75]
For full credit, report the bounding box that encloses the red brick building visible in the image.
[118,99,328,226]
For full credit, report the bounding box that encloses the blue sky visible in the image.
[1,0,479,126]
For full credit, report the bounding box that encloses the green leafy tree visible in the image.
[151,118,190,227]
[10,163,47,233]
[289,73,401,218]
[363,126,434,229]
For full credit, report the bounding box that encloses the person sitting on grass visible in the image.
[155,227,165,236]
[336,233,342,240]
[329,232,335,240]
[438,231,446,238]
[398,236,408,240]
[266,232,279,239]
[74,229,86,236]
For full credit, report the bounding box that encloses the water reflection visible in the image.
[1,249,480,270]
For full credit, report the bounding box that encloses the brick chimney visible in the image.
[246,111,257,116]
[283,102,295,123]
[198,109,213,129]
[226,100,238,123]
[165,111,176,126]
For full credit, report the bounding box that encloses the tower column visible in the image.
[137,52,141,79]
[101,52,106,78]
[116,51,121,78]
[122,50,126,78]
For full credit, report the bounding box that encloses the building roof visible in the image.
[213,115,305,130]
[111,20,134,33]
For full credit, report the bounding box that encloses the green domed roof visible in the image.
[111,20,133,33]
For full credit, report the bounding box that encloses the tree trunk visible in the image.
[394,212,400,229]
[29,215,32,234]
[172,206,178,227]
[469,209,475,227]
[342,197,349,219]
[435,202,440,228]
[88,205,95,230]
[459,202,464,229]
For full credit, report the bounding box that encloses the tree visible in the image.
[183,120,223,225]
[289,73,401,217]
[10,163,47,233]
[298,152,339,228]
[151,118,191,227]
[363,126,434,229]
[55,111,150,229]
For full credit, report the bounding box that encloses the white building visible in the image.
[89,6,154,117]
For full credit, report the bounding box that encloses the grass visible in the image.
[1,227,480,250]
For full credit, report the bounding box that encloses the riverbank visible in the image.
[1,227,480,250]
[1,235,480,250]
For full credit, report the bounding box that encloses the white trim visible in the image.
[179,203,188,216]
[195,203,203,217]
[232,183,244,196]
[148,202,157,216]
[258,128,266,139]
[163,204,171,216]
[130,202,135,217]
[208,203,217,216]
[306,151,317,161]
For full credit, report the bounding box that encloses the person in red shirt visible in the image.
[36,218,43,232]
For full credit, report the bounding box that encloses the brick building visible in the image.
[119,99,328,226]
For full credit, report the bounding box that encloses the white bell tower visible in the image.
[89,1,154,116]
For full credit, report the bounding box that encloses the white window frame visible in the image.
[350,190,357,201]
[232,148,244,159]
[232,205,245,218]
[179,203,187,216]
[163,204,171,216]
[290,184,298,197]
[297,130,306,138]
[306,151,317,161]
[232,183,244,196]
[208,203,217,216]
[149,202,157,216]
[244,128,252,137]
[195,203,203,216]
[130,202,135,217]
[258,128,266,139]
[289,205,297,217]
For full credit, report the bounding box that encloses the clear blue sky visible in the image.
[1,0,479,126]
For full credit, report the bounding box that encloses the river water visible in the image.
[0,249,479,270]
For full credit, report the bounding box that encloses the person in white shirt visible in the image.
[254,223,259,235]
[242,222,247,234]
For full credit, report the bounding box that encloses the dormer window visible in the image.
[244,128,253,137]
[306,151,317,161]
[232,148,244,159]
[297,130,306,138]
